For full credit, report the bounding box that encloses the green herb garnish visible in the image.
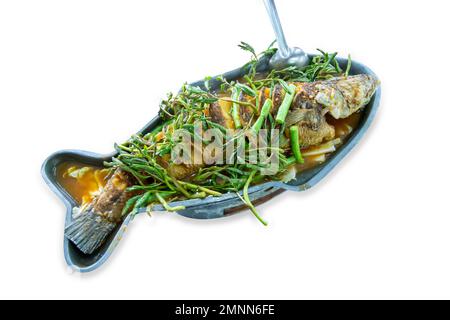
[289,126,304,164]
[107,42,351,224]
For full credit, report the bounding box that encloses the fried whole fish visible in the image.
[210,74,378,146]
[65,74,379,254]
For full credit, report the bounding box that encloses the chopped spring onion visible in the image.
[251,99,273,133]
[275,84,297,125]
[231,87,242,129]
[289,126,304,164]
[345,54,352,77]
[278,79,292,94]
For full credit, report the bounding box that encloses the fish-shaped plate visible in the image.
[42,54,381,272]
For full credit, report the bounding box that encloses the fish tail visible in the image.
[65,210,117,255]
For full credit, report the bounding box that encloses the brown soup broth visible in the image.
[295,112,362,172]
[56,162,109,206]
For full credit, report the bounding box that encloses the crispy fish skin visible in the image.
[308,75,379,119]
[287,75,377,145]
[158,153,201,181]
[271,84,285,115]
[92,169,135,222]
[239,93,255,127]
[285,108,335,147]
[212,74,378,123]
[208,75,378,148]
[209,100,235,129]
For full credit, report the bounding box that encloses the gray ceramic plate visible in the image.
[42,54,381,272]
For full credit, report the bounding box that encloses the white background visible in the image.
[1,0,449,300]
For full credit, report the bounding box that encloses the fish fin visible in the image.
[64,210,117,255]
